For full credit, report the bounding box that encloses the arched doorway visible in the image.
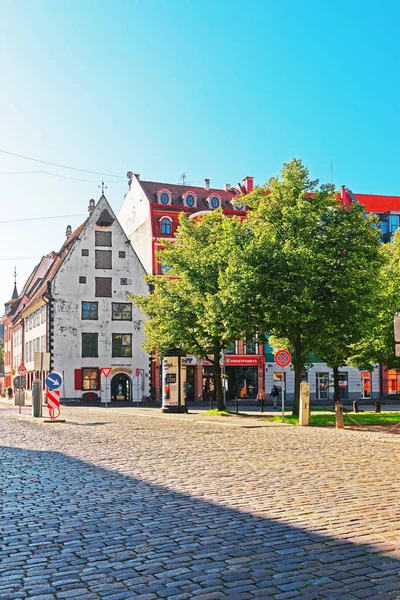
[111,373,131,402]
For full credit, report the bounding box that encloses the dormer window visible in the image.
[157,189,172,205]
[182,191,197,208]
[160,217,172,235]
[208,195,221,209]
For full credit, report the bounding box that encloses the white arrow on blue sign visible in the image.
[45,372,63,390]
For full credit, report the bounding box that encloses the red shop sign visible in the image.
[224,355,264,366]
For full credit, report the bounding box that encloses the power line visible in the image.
[0,213,85,224]
[0,148,126,179]
[0,170,126,183]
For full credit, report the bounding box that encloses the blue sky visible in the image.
[1,0,400,309]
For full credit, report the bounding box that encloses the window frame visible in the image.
[95,249,112,269]
[95,230,112,247]
[82,368,100,390]
[81,332,99,358]
[81,301,99,320]
[112,302,133,321]
[112,333,132,357]
[95,277,112,297]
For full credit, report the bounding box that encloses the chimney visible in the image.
[65,225,72,239]
[88,199,95,213]
[242,176,254,194]
[224,183,231,191]
[205,178,210,191]
[135,173,140,180]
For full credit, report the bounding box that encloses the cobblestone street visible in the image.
[1,405,400,600]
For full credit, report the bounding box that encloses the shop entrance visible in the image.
[202,366,215,403]
[226,366,258,400]
[111,373,131,402]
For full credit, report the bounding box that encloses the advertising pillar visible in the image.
[162,350,187,413]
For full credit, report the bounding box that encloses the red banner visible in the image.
[224,355,264,366]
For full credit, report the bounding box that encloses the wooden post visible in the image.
[335,401,344,429]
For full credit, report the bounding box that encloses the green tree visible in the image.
[349,229,400,373]
[227,159,381,414]
[131,211,248,411]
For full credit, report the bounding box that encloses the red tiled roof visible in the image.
[354,194,400,214]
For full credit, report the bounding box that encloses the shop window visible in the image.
[112,333,132,357]
[95,250,112,269]
[95,231,112,247]
[361,371,371,399]
[82,368,99,390]
[301,372,308,382]
[316,372,329,400]
[338,372,348,400]
[82,333,98,357]
[82,301,98,320]
[95,277,112,297]
[387,369,400,394]
[112,303,132,321]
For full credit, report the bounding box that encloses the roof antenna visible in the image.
[178,172,192,185]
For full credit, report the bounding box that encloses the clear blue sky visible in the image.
[1,0,400,309]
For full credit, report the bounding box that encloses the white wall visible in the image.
[52,197,149,401]
[117,176,154,274]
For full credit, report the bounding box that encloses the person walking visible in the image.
[270,384,280,409]
[256,387,267,413]
[7,387,13,400]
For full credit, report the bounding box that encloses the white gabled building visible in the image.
[5,194,150,404]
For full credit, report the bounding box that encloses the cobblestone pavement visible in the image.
[1,405,400,600]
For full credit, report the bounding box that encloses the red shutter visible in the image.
[96,369,101,390]
[74,369,82,390]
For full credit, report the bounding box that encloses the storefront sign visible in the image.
[110,367,132,375]
[186,356,198,365]
[224,355,264,366]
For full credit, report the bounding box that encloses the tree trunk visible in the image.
[213,354,225,411]
[292,335,303,417]
[333,365,340,404]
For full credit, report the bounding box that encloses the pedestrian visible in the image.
[7,387,13,400]
[270,384,280,409]
[256,387,267,413]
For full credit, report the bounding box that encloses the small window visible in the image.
[82,301,98,320]
[95,249,112,269]
[160,264,171,275]
[95,277,112,297]
[120,278,128,285]
[79,276,87,284]
[186,195,195,207]
[82,333,98,357]
[161,193,169,205]
[112,303,132,321]
[112,333,132,357]
[161,218,171,235]
[95,231,112,246]
[82,368,99,390]
[119,251,126,258]
[211,196,219,209]
[82,249,89,256]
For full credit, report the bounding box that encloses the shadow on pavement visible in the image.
[1,445,400,599]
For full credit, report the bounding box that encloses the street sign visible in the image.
[13,375,26,388]
[47,389,60,420]
[136,367,140,377]
[18,363,27,373]
[274,349,291,368]
[45,372,63,390]
[101,368,112,378]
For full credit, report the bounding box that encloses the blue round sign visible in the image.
[45,372,63,390]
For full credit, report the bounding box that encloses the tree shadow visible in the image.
[1,445,399,599]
